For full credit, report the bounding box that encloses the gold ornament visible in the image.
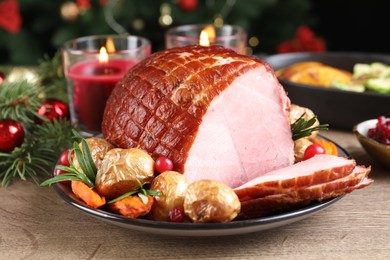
[214,14,224,27]
[5,67,40,85]
[159,3,173,27]
[60,1,79,22]
[132,18,145,31]
[249,36,259,47]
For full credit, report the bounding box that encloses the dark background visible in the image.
[310,0,390,54]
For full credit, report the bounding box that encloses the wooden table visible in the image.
[1,130,389,259]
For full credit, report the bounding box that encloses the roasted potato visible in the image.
[72,137,114,172]
[147,171,189,221]
[183,180,241,223]
[95,148,155,199]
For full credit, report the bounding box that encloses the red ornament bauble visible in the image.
[0,71,5,84]
[0,119,25,152]
[38,99,70,121]
[179,0,198,12]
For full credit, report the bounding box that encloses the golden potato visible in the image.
[184,180,241,223]
[95,148,155,199]
[147,171,189,221]
[72,137,114,172]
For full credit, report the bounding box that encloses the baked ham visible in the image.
[102,45,294,188]
[102,45,372,219]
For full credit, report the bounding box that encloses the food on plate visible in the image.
[147,171,189,221]
[95,148,155,199]
[183,179,241,223]
[107,194,154,218]
[42,45,373,223]
[238,165,371,219]
[72,137,114,171]
[367,116,390,145]
[313,138,338,155]
[71,180,106,209]
[277,61,390,93]
[234,155,372,219]
[276,61,352,87]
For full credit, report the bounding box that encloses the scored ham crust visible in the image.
[102,45,294,188]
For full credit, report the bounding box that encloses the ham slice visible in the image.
[234,154,357,201]
[238,165,372,219]
[102,45,294,188]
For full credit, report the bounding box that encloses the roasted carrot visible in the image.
[107,195,154,218]
[71,181,106,208]
[313,138,338,156]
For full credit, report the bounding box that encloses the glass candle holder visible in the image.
[165,24,247,55]
[62,35,151,137]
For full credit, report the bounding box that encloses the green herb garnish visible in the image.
[40,130,96,188]
[108,178,161,205]
[291,113,329,141]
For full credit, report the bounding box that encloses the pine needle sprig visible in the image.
[0,142,54,187]
[0,80,45,126]
[291,113,329,141]
[33,119,74,152]
[38,50,68,102]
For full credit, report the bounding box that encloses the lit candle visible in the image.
[165,24,247,54]
[63,35,151,136]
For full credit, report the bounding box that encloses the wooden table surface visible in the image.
[1,129,389,259]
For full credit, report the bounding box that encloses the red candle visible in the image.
[68,58,138,132]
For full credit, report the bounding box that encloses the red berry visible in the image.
[59,149,74,166]
[169,208,186,223]
[155,156,174,174]
[303,143,326,160]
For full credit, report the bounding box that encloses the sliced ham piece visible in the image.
[234,154,357,201]
[238,165,372,219]
[102,45,294,188]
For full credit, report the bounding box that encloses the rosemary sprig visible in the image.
[291,113,329,141]
[40,130,97,188]
[108,178,161,205]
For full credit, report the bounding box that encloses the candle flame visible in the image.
[98,38,116,64]
[199,25,216,46]
[106,37,116,53]
[99,46,109,64]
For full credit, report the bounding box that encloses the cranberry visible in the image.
[155,156,174,174]
[367,116,390,146]
[303,143,326,160]
[169,208,186,223]
[59,149,74,167]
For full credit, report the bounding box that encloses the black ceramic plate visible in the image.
[53,136,349,237]
[263,52,390,130]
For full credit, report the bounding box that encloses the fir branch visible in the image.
[0,81,45,126]
[38,50,68,102]
[291,113,329,141]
